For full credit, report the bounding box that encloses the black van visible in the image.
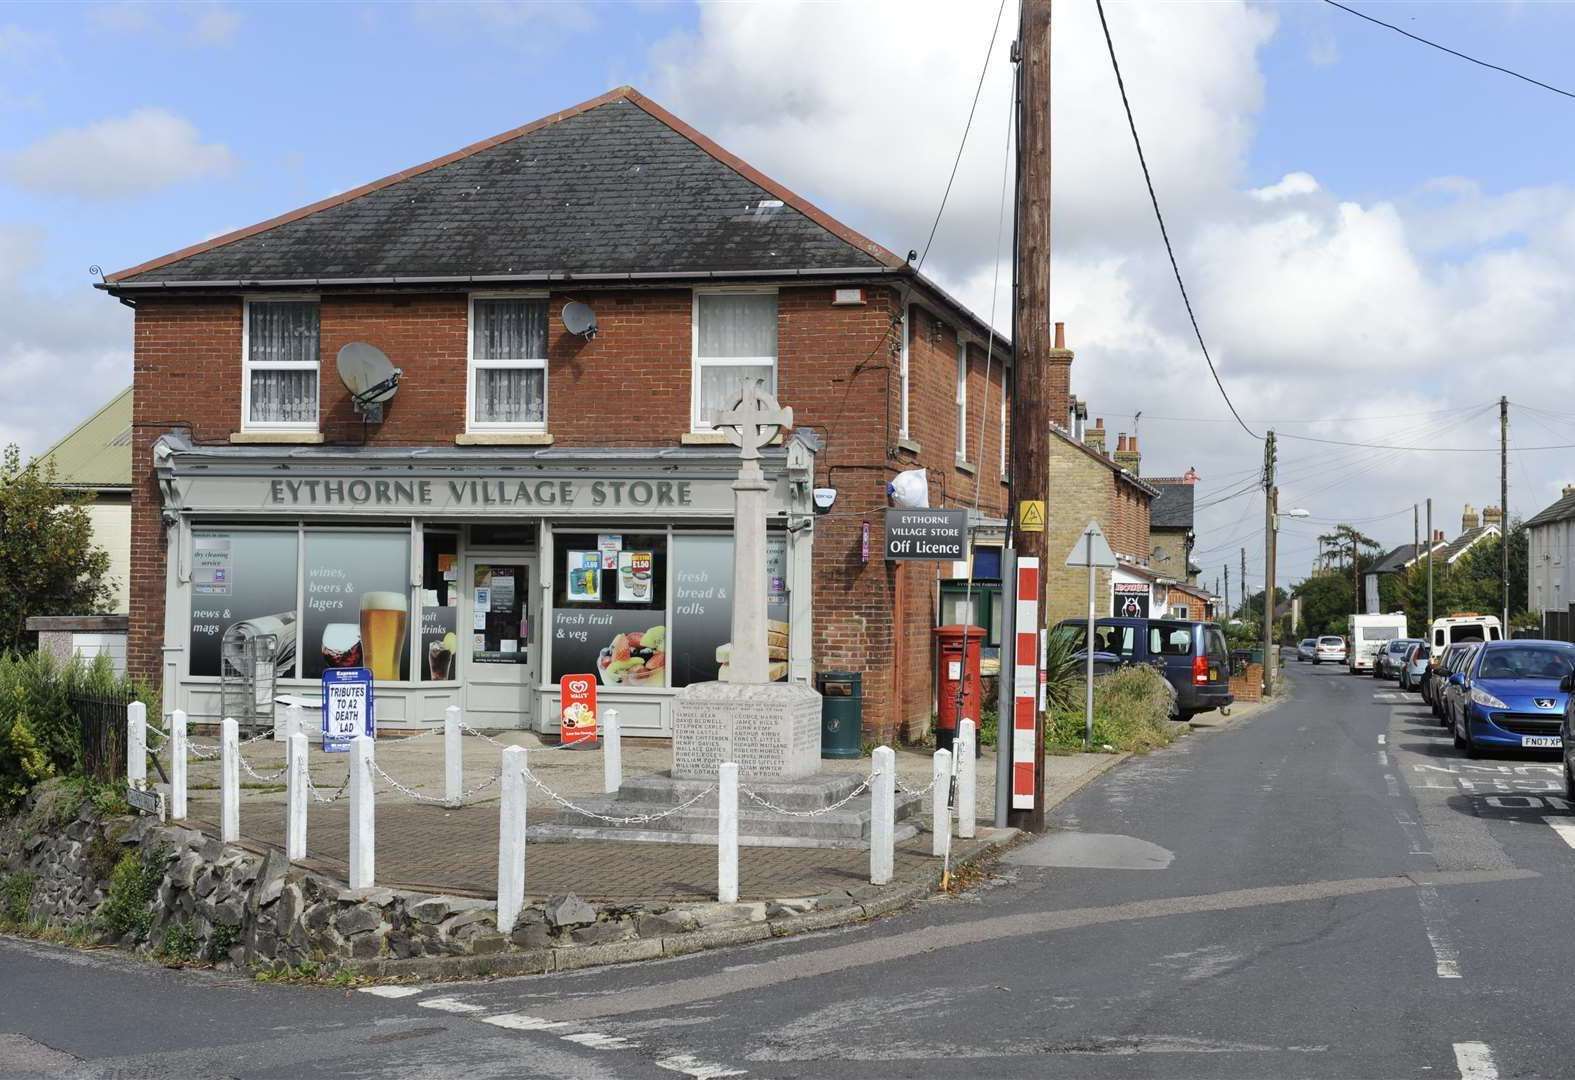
[1053,617,1234,720]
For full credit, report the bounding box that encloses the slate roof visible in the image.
[1370,542,1432,575]
[1440,525,1499,565]
[1148,481,1194,530]
[36,388,131,489]
[107,87,901,286]
[1526,491,1575,528]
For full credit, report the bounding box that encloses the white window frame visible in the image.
[467,292,550,434]
[898,304,911,441]
[690,287,779,432]
[999,373,1008,476]
[241,295,320,432]
[955,339,968,462]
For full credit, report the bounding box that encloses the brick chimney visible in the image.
[1047,321,1073,430]
[1114,433,1141,473]
[1482,505,1503,527]
[1434,529,1446,543]
[1086,417,1107,454]
[1462,503,1479,531]
[1183,466,1200,485]
[1565,484,1575,497]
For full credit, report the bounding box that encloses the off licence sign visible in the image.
[322,667,374,752]
[560,674,597,745]
[884,508,966,561]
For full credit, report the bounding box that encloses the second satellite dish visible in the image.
[336,342,402,421]
[561,301,599,340]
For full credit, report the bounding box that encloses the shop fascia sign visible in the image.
[168,472,793,516]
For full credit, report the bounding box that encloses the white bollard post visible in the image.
[220,717,240,843]
[931,748,952,858]
[171,709,188,821]
[603,708,622,794]
[286,733,308,862]
[496,746,527,934]
[127,701,147,792]
[957,719,977,840]
[444,705,463,808]
[870,746,895,885]
[718,762,739,904]
[285,703,304,742]
[349,734,375,889]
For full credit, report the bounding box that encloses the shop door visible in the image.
[463,559,537,728]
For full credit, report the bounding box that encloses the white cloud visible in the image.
[647,1,1575,579]
[3,107,234,199]
[87,3,242,46]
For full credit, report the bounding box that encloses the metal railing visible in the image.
[72,691,132,782]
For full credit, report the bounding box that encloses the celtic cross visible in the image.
[713,380,793,462]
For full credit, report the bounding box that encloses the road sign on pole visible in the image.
[1066,522,1117,750]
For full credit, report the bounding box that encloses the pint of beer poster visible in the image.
[359,591,408,681]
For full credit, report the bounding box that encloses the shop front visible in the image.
[154,434,817,736]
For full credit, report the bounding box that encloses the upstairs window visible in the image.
[470,297,548,430]
[955,341,968,461]
[243,299,319,429]
[693,291,777,430]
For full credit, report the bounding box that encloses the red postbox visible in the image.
[933,624,986,749]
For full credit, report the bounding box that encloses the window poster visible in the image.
[420,603,458,681]
[669,534,791,687]
[189,530,299,678]
[565,551,602,602]
[301,530,411,681]
[471,563,529,665]
[617,551,654,603]
[598,534,622,570]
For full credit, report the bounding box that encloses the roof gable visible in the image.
[37,388,132,488]
[108,87,902,285]
[1442,525,1499,564]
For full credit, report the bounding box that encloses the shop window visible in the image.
[188,529,300,678]
[470,297,548,430]
[471,562,530,666]
[419,530,459,681]
[243,299,319,430]
[692,291,777,430]
[669,534,790,687]
[550,533,669,686]
[301,529,411,682]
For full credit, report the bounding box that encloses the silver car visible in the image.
[1314,636,1346,665]
[1297,638,1317,662]
[1399,641,1429,692]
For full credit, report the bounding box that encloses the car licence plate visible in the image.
[1209,668,1219,681]
[1522,735,1562,749]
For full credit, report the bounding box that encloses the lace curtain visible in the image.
[247,302,319,424]
[474,300,547,425]
[696,293,776,423]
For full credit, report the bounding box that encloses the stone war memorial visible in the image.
[533,383,921,847]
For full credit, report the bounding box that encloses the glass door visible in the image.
[462,558,536,728]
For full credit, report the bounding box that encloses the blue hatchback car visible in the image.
[1450,640,1575,757]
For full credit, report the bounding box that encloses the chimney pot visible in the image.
[1183,467,1200,485]
[1565,483,1575,497]
[1054,322,1065,349]
[1094,417,1104,430]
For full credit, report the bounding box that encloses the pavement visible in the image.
[37,670,1575,1078]
[176,729,1126,902]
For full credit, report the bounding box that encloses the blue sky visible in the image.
[4,1,1574,589]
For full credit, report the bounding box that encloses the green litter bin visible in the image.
[818,671,863,758]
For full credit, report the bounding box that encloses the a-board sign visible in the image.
[560,673,598,746]
[884,508,966,561]
[127,787,163,817]
[322,667,374,752]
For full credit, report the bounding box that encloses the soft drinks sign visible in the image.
[559,674,597,746]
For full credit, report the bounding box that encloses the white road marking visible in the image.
[1453,1041,1498,1079]
[1379,750,1390,766]
[1385,774,1401,797]
[481,1013,574,1031]
[358,985,424,998]
[562,1032,634,1050]
[1543,816,1575,850]
[1417,886,1462,979]
[418,996,486,1014]
[656,1054,748,1078]
[1378,734,1386,745]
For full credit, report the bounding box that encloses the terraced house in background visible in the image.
[103,86,1012,745]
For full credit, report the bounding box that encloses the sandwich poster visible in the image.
[671,535,789,686]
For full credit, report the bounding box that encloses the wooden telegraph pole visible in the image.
[1007,0,1052,833]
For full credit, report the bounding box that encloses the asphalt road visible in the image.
[4,661,1570,1079]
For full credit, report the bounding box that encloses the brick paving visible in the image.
[180,728,1115,902]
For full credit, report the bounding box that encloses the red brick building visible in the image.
[106,87,1010,743]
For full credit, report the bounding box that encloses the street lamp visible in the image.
[1264,503,1310,698]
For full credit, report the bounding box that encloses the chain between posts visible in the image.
[521,765,716,825]
[368,758,501,804]
[459,721,591,755]
[304,767,352,805]
[739,772,878,817]
[237,752,289,783]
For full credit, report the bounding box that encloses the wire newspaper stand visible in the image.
[221,627,279,737]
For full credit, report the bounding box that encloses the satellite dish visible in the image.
[561,301,599,340]
[336,342,402,421]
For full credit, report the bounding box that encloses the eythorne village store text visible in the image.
[157,434,816,736]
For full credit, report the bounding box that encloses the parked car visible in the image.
[1438,643,1483,732]
[1376,638,1423,680]
[1450,640,1575,758]
[1313,636,1346,665]
[1428,613,1504,663]
[1297,638,1317,663]
[1399,641,1430,692]
[1428,643,1472,717]
[1052,617,1233,720]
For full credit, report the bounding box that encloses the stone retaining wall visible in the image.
[0,782,950,977]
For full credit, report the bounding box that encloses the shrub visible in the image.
[0,871,34,925]
[1046,663,1178,754]
[0,711,50,812]
[161,922,199,965]
[98,847,166,942]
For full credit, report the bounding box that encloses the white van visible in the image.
[1428,614,1503,662]
[1348,613,1408,674]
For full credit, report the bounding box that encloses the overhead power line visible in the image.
[914,0,1010,273]
[1279,431,1575,453]
[1093,0,1259,443]
[1322,0,1575,102]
